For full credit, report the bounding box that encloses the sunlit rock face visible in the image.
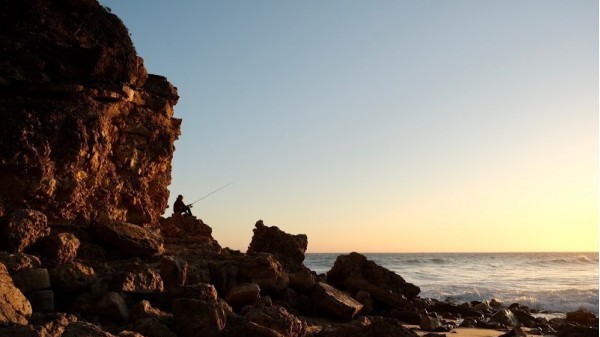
[0,0,181,226]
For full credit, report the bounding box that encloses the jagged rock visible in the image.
[41,232,80,266]
[62,321,117,337]
[27,290,54,313]
[11,268,51,294]
[225,283,261,311]
[96,221,164,257]
[132,317,176,337]
[0,252,41,272]
[566,308,598,326]
[326,252,420,301]
[0,209,50,253]
[233,304,307,337]
[247,220,308,272]
[312,282,363,321]
[172,298,226,337]
[489,309,519,328]
[116,264,164,294]
[159,255,188,288]
[0,1,180,227]
[0,262,32,325]
[129,300,172,323]
[49,261,96,291]
[160,214,213,236]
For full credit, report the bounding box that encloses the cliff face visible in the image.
[0,0,181,226]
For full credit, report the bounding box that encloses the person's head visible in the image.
[177,195,183,200]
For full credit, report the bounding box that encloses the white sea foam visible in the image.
[305,252,599,314]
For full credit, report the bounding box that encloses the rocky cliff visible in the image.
[0,0,180,226]
[0,1,597,337]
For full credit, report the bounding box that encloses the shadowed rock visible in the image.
[96,221,164,257]
[247,220,307,272]
[326,252,420,303]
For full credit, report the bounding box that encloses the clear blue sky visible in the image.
[100,0,598,252]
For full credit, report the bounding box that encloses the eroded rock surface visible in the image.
[0,0,181,227]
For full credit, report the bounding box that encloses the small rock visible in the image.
[41,232,80,265]
[420,314,442,331]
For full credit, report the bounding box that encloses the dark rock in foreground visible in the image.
[247,220,308,272]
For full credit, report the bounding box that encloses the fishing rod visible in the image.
[189,182,234,206]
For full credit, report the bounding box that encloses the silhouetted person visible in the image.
[174,195,193,216]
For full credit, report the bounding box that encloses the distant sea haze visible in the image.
[304,252,599,314]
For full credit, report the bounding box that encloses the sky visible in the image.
[100,0,598,253]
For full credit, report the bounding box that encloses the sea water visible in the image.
[304,252,599,314]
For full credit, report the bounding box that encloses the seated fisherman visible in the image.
[173,195,193,216]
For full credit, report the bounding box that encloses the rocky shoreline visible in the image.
[0,1,597,336]
[0,215,597,337]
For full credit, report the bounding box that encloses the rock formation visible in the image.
[0,1,597,337]
[0,0,180,227]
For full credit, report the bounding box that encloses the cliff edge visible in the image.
[0,0,180,226]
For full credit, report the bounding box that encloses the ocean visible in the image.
[304,252,599,315]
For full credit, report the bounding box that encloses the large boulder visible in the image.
[0,0,180,227]
[326,252,420,300]
[247,220,308,272]
[96,221,164,257]
[311,282,363,321]
[0,209,50,252]
[0,262,32,326]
